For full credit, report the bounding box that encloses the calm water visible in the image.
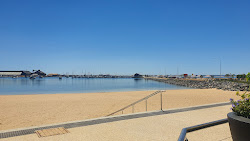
[0,77,189,95]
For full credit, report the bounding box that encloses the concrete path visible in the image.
[0,102,232,141]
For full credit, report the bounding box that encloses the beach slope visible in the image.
[0,89,239,131]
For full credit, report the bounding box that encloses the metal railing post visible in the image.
[146,99,147,111]
[160,91,163,111]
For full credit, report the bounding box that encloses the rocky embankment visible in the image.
[147,78,250,91]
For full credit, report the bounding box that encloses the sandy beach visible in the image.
[0,89,239,131]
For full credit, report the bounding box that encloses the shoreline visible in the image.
[0,88,187,96]
[0,89,240,131]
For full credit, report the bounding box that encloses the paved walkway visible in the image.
[0,102,232,141]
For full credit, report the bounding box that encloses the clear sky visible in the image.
[0,0,249,75]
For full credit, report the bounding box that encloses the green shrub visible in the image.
[230,91,250,119]
[246,73,250,82]
[237,74,246,79]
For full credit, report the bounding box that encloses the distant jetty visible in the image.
[0,70,134,79]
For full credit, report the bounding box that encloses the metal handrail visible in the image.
[106,90,165,116]
[178,118,228,141]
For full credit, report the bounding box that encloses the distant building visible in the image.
[191,74,198,78]
[133,73,143,78]
[0,71,32,77]
[33,70,46,76]
[204,75,212,78]
[178,74,188,78]
[158,75,164,78]
[47,74,60,77]
[168,75,177,78]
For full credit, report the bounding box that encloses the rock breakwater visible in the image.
[147,78,249,91]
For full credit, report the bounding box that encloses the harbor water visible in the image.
[0,77,190,95]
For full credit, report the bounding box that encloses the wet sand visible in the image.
[0,89,239,131]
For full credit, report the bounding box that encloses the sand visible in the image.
[0,89,240,131]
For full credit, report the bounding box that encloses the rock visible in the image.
[146,78,250,91]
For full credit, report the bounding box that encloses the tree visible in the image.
[237,74,246,80]
[231,74,235,79]
[246,73,250,82]
[225,74,230,78]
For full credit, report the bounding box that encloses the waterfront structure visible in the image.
[205,75,212,78]
[0,70,46,78]
[0,71,32,77]
[183,74,188,78]
[133,73,144,79]
[47,74,60,77]
[168,75,177,78]
[32,70,46,76]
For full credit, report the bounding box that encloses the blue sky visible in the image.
[0,0,249,75]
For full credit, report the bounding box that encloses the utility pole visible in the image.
[177,67,179,75]
[220,58,222,78]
